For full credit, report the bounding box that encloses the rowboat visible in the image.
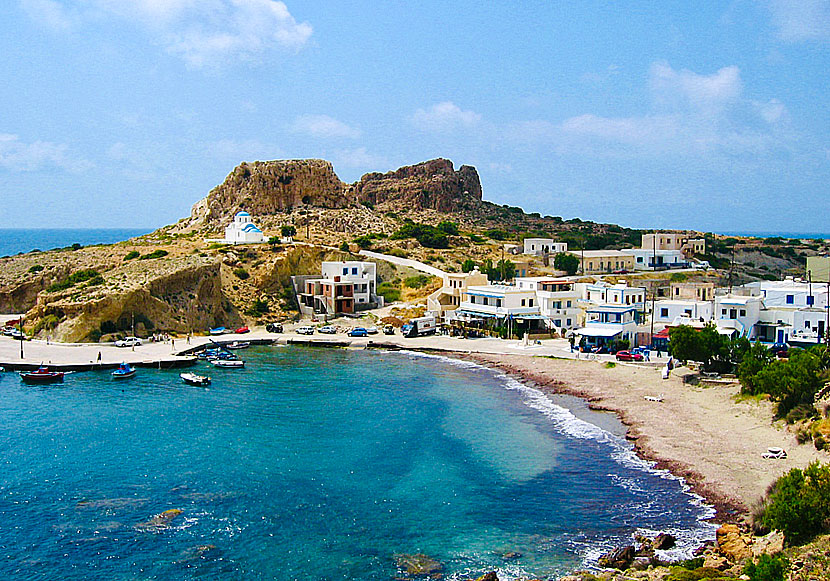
[210,359,245,369]
[180,372,211,386]
[112,363,137,379]
[226,341,250,350]
[209,327,226,336]
[20,366,65,384]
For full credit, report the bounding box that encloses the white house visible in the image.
[321,261,378,306]
[223,211,266,244]
[621,248,688,271]
[714,294,763,338]
[581,282,646,311]
[454,283,547,333]
[428,268,489,320]
[523,238,567,256]
[654,299,713,326]
[576,305,640,349]
[516,277,582,332]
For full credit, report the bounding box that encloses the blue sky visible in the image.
[2,1,829,233]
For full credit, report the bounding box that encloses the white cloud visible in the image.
[20,0,313,67]
[20,0,75,31]
[291,115,361,139]
[768,0,830,42]
[649,62,742,114]
[412,101,482,133]
[0,133,90,172]
[755,98,789,123]
[333,147,387,169]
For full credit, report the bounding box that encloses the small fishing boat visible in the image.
[20,366,65,384]
[209,327,227,336]
[226,341,250,350]
[112,362,137,379]
[210,359,245,369]
[180,372,211,386]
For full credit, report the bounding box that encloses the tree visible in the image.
[754,349,823,417]
[668,325,707,363]
[738,341,775,394]
[761,461,830,543]
[482,259,515,282]
[553,252,580,275]
[281,225,297,238]
[437,221,459,236]
[461,259,476,273]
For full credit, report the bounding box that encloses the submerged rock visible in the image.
[394,553,443,577]
[175,544,221,565]
[134,508,183,532]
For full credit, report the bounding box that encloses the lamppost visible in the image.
[18,316,24,360]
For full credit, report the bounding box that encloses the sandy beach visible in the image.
[464,352,830,520]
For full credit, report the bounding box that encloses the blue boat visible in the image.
[209,327,227,336]
[111,363,137,379]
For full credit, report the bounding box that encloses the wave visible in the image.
[398,350,718,561]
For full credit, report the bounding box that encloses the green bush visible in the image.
[483,228,508,241]
[404,275,431,289]
[744,553,788,581]
[665,566,728,581]
[386,248,407,258]
[437,221,458,236]
[234,268,250,280]
[246,298,269,317]
[124,251,140,261]
[760,461,830,543]
[353,235,373,249]
[28,264,44,273]
[139,250,168,260]
[553,252,579,275]
[468,233,485,243]
[47,269,102,293]
[339,242,350,252]
[390,221,449,249]
[461,259,476,273]
[377,282,400,303]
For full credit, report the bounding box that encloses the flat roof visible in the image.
[575,325,624,337]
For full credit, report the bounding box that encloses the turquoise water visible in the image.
[0,347,715,580]
[0,229,151,257]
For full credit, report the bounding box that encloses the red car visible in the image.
[235,326,250,334]
[615,350,644,362]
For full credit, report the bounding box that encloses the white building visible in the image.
[454,283,547,333]
[516,277,582,332]
[743,279,829,344]
[621,248,688,271]
[523,238,567,256]
[654,300,713,326]
[581,282,646,311]
[223,211,266,244]
[714,295,763,338]
[321,261,378,306]
[428,268,489,320]
[576,305,640,349]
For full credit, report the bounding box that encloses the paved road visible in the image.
[359,250,448,280]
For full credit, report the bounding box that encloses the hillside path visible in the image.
[359,250,448,280]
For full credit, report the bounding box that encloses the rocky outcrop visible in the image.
[394,553,443,577]
[186,158,485,230]
[716,523,752,561]
[189,159,350,229]
[354,158,483,213]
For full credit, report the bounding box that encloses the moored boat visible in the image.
[112,363,137,379]
[20,366,65,384]
[210,359,245,369]
[226,341,250,350]
[209,327,226,336]
[180,372,211,386]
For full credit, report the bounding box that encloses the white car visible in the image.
[295,326,315,335]
[366,326,379,335]
[761,447,787,459]
[318,325,337,334]
[115,336,143,347]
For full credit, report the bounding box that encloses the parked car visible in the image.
[615,350,644,362]
[235,326,250,334]
[762,447,787,459]
[295,326,315,335]
[768,343,789,358]
[115,336,143,347]
[383,325,395,335]
[266,322,283,333]
[348,327,369,337]
[366,326,379,335]
[318,325,337,334]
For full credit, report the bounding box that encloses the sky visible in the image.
[1,1,830,233]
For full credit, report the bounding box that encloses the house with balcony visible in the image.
[516,277,582,332]
[300,279,355,316]
[581,282,646,312]
[713,294,763,338]
[745,279,829,344]
[669,281,715,302]
[320,261,379,307]
[654,299,713,326]
[641,232,706,257]
[427,268,489,320]
[621,248,688,270]
[575,305,640,349]
[453,283,546,334]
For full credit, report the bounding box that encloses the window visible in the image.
[352,267,358,275]
[786,294,794,304]
[808,296,815,306]
[566,300,572,307]
[521,299,526,306]
[721,309,727,315]
[529,299,534,307]
[660,308,669,317]
[555,320,561,327]
[684,309,692,316]
[342,268,348,275]
[567,318,572,326]
[675,288,680,295]
[740,309,746,317]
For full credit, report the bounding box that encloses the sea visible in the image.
[0,228,151,258]
[0,347,716,580]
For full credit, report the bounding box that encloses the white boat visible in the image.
[211,359,245,369]
[226,341,251,350]
[180,372,211,386]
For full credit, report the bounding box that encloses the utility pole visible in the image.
[649,281,656,348]
[18,316,24,360]
[652,233,656,273]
